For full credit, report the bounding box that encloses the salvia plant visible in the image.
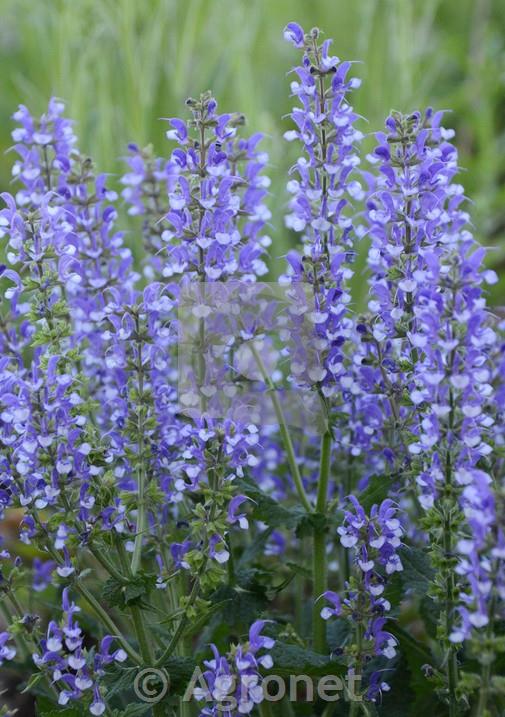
[0,21,504,717]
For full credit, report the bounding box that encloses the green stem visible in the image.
[475,660,491,717]
[313,431,332,654]
[131,606,153,663]
[349,695,361,715]
[348,571,367,717]
[74,581,142,664]
[0,599,28,661]
[316,431,332,514]
[155,445,222,668]
[88,543,126,583]
[295,572,303,634]
[259,701,274,717]
[115,534,131,574]
[475,587,496,717]
[42,145,52,190]
[152,702,167,717]
[155,576,201,667]
[173,567,191,717]
[282,696,296,716]
[197,280,207,414]
[249,341,312,512]
[444,514,459,717]
[226,533,235,585]
[312,530,327,654]
[7,591,26,621]
[179,693,192,717]
[25,509,141,665]
[349,621,363,717]
[114,535,154,665]
[1,595,59,698]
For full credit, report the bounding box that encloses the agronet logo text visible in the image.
[133,667,363,707]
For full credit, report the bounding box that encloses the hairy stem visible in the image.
[349,619,364,717]
[0,599,27,661]
[26,508,141,665]
[313,430,332,653]
[475,660,491,717]
[444,514,459,717]
[75,581,142,664]
[114,535,155,665]
[131,606,153,664]
[259,701,274,717]
[88,543,126,583]
[248,340,312,512]
[154,574,201,667]
[1,595,59,698]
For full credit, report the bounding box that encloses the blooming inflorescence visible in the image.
[194,621,274,716]
[0,20,503,717]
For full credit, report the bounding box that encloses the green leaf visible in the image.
[114,705,151,717]
[357,475,391,513]
[39,706,87,717]
[384,572,403,617]
[238,476,307,529]
[295,511,330,539]
[21,671,44,694]
[124,579,150,604]
[238,527,274,565]
[270,641,347,677]
[285,561,312,580]
[388,623,435,668]
[182,599,233,638]
[420,595,440,639]
[400,546,435,596]
[103,659,196,703]
[382,623,443,716]
[161,656,197,695]
[326,618,352,653]
[102,572,156,609]
[209,584,269,629]
[102,665,138,699]
[36,695,87,716]
[102,577,124,607]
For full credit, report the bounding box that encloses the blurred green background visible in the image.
[1,0,504,302]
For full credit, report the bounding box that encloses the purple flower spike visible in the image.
[281,25,363,405]
[195,621,275,715]
[320,498,404,700]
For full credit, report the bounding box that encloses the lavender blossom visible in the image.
[282,23,363,398]
[32,589,125,714]
[0,23,503,717]
[363,109,503,717]
[321,498,404,701]
[195,620,274,716]
[122,93,271,283]
[11,99,76,207]
[0,631,16,665]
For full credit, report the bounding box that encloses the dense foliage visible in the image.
[0,21,504,717]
